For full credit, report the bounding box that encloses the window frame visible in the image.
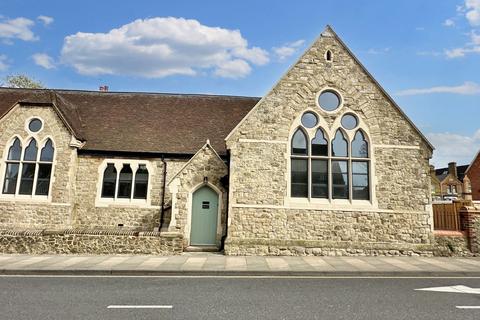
[96,159,153,207]
[0,135,56,201]
[288,110,375,208]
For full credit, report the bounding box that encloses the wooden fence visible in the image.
[432,201,470,231]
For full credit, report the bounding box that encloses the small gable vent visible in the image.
[325,50,332,62]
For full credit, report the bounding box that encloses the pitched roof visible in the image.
[435,164,469,182]
[0,87,258,155]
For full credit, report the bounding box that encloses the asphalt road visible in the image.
[1,276,480,319]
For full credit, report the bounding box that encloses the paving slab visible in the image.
[0,254,480,276]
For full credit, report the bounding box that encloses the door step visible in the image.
[185,246,220,252]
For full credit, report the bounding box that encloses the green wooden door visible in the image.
[190,186,219,246]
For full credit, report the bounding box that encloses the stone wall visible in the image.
[225,28,433,255]
[73,155,186,230]
[0,105,76,228]
[0,229,183,255]
[225,207,433,256]
[168,144,228,247]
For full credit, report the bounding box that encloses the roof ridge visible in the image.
[0,86,260,100]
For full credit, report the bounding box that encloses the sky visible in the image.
[0,0,479,168]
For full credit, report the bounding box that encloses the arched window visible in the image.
[351,130,370,200]
[291,128,308,197]
[101,164,117,198]
[133,165,149,199]
[35,139,54,196]
[290,112,371,201]
[2,138,22,194]
[2,137,55,196]
[117,164,133,198]
[100,161,150,201]
[326,50,332,61]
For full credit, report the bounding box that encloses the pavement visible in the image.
[1,253,480,276]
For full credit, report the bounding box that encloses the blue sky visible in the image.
[0,0,479,168]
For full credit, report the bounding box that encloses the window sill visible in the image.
[0,194,50,203]
[95,198,152,209]
[286,197,376,210]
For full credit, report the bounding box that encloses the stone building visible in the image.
[0,26,436,255]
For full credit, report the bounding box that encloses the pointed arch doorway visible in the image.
[190,185,219,246]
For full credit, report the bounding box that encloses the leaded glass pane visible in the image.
[352,130,368,158]
[2,163,19,194]
[23,139,38,161]
[332,130,348,157]
[312,129,328,156]
[133,165,148,199]
[101,164,117,198]
[35,164,52,196]
[291,159,308,197]
[353,161,369,200]
[332,160,349,199]
[117,164,133,199]
[40,139,54,162]
[7,138,22,161]
[312,160,328,198]
[292,129,307,155]
[19,163,36,195]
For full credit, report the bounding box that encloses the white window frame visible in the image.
[0,133,56,202]
[285,108,378,209]
[95,159,154,207]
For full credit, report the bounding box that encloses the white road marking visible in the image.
[415,285,480,295]
[456,306,480,309]
[107,305,172,309]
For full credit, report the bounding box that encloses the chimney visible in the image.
[448,162,457,178]
[99,85,109,92]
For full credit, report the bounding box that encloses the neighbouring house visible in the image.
[0,26,437,256]
[465,151,480,201]
[431,162,469,201]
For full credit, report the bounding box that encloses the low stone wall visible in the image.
[225,207,433,256]
[433,231,472,257]
[0,229,183,255]
[225,238,433,256]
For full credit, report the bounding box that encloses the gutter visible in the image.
[159,155,167,232]
[220,150,231,251]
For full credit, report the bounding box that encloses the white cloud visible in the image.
[397,81,480,96]
[272,40,305,61]
[416,50,442,56]
[428,130,480,167]
[466,0,480,26]
[214,59,251,78]
[37,15,53,26]
[471,30,480,44]
[60,17,269,78]
[0,17,37,41]
[445,45,480,57]
[32,53,55,69]
[0,54,9,71]
[443,18,455,27]
[367,47,391,55]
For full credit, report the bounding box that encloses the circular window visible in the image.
[28,118,43,133]
[341,114,358,130]
[301,112,318,128]
[318,90,341,111]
